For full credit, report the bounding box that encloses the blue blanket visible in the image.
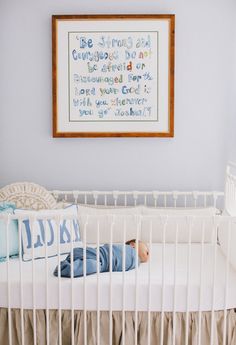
[54,244,138,278]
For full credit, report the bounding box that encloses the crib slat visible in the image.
[18,219,25,345]
[164,194,167,207]
[147,221,153,345]
[174,193,177,208]
[198,220,206,345]
[122,219,126,345]
[113,192,118,206]
[134,217,141,345]
[104,194,107,206]
[30,216,37,345]
[172,222,179,345]
[210,218,218,345]
[6,216,12,345]
[57,216,62,345]
[71,219,75,345]
[134,193,138,206]
[109,218,114,345]
[97,221,100,345]
[124,194,127,206]
[44,219,50,345]
[160,217,167,345]
[223,220,232,345]
[185,217,193,345]
[193,192,197,208]
[154,194,157,207]
[83,219,88,345]
[184,195,187,208]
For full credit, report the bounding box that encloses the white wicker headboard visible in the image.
[0,182,57,210]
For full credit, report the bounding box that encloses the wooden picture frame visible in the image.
[52,14,175,137]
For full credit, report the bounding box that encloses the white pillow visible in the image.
[143,206,219,216]
[141,207,220,243]
[77,205,220,244]
[78,205,143,244]
[15,205,82,261]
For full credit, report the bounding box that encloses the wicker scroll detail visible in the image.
[0,182,57,210]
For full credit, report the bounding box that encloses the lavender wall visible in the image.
[0,0,235,191]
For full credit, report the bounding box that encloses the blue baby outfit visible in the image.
[54,244,138,278]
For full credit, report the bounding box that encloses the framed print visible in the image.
[52,14,175,137]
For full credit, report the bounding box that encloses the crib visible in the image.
[1,163,236,345]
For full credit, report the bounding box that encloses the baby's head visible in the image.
[126,239,149,263]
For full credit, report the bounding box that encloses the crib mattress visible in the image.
[1,244,236,312]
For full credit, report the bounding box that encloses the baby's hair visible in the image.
[125,239,136,245]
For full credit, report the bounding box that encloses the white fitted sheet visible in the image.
[1,244,236,312]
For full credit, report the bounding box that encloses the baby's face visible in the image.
[137,242,149,263]
[130,241,149,263]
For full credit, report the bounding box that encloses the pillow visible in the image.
[78,205,143,244]
[141,207,220,243]
[14,205,81,261]
[0,202,19,261]
[77,205,219,244]
[143,206,220,216]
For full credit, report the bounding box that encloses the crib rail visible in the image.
[51,190,224,209]
[1,212,236,345]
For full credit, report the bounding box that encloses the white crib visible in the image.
[1,163,236,345]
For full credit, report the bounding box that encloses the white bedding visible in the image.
[1,244,236,312]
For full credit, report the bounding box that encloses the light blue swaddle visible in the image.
[54,244,139,278]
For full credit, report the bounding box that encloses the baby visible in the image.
[54,239,149,278]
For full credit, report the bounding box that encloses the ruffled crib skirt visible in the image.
[1,308,236,345]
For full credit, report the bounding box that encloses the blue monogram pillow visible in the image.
[14,205,82,261]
